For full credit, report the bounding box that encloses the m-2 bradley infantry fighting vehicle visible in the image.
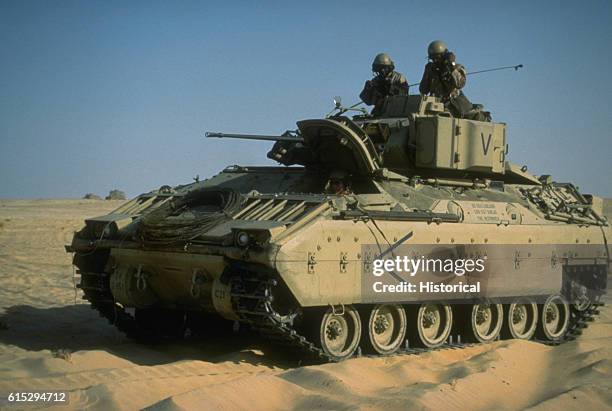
[67,94,610,361]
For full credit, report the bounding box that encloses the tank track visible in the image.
[536,304,602,346]
[230,275,331,361]
[77,270,603,361]
[230,274,605,362]
[77,271,173,341]
[77,272,145,339]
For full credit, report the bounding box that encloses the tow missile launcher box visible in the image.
[372,95,506,175]
[414,116,506,173]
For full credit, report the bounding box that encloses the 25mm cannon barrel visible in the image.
[205,132,303,142]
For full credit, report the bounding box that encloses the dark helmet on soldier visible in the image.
[427,40,448,61]
[372,53,394,76]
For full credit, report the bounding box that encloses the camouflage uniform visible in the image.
[360,71,409,105]
[419,52,467,101]
[360,53,409,116]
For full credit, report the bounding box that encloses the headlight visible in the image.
[236,231,250,247]
[103,224,114,237]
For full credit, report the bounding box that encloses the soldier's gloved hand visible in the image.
[441,71,451,84]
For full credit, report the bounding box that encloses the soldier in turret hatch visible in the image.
[419,40,473,118]
[360,53,408,115]
[420,41,466,101]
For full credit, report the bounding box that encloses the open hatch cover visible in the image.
[296,118,381,175]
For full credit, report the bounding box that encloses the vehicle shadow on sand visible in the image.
[0,304,298,369]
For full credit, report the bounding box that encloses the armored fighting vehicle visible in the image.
[67,95,609,361]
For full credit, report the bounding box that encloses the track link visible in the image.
[534,304,602,346]
[230,275,331,361]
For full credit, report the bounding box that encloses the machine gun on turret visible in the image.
[205,131,310,166]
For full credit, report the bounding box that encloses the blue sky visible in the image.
[1,0,611,198]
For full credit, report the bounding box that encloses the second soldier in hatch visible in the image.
[419,41,467,109]
[419,40,490,121]
[360,53,408,115]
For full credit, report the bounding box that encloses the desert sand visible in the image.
[0,199,611,411]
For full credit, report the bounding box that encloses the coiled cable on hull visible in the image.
[138,187,242,246]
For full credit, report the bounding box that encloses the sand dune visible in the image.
[0,199,610,410]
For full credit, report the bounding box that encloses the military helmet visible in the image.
[427,40,448,58]
[372,53,394,73]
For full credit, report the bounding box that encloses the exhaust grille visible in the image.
[112,195,174,216]
[233,197,316,222]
